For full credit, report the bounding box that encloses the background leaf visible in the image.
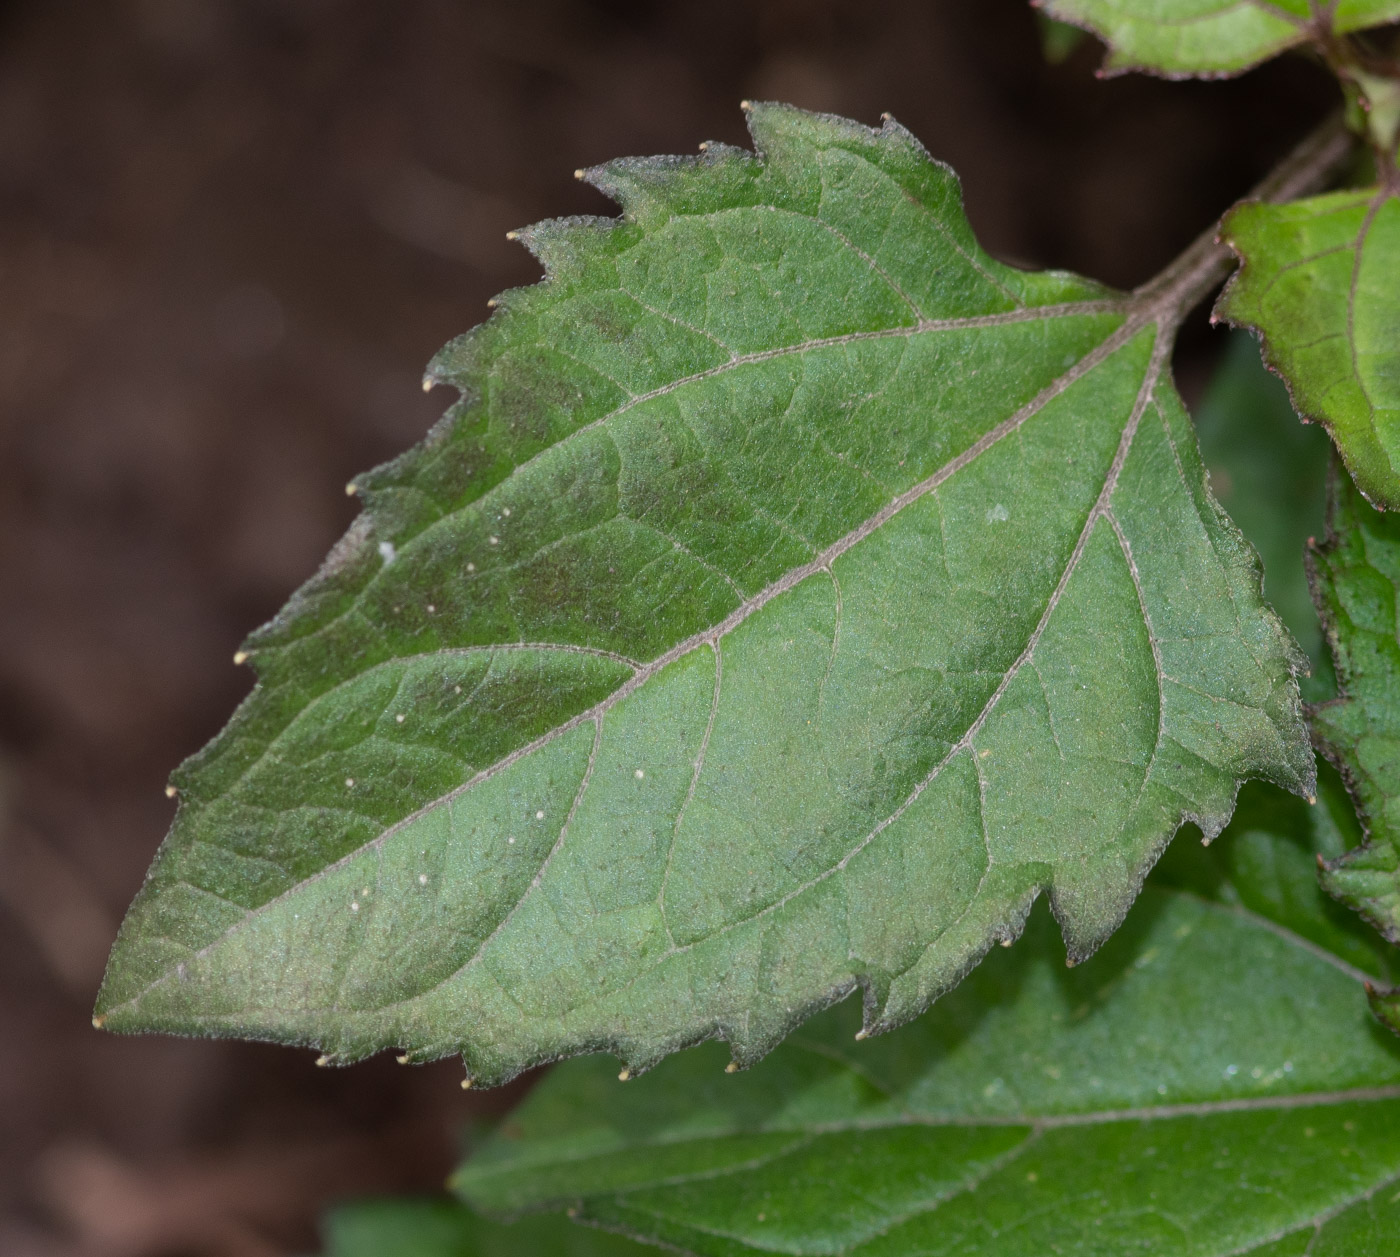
[97,103,1311,1086]
[1193,330,1333,688]
[321,1198,651,1257]
[1219,186,1400,509]
[455,793,1400,1256]
[1038,0,1400,78]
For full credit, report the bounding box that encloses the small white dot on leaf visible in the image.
[427,604,435,613]
[507,835,515,844]
[419,874,428,885]
[467,562,476,572]
[489,536,499,545]
[345,778,354,788]
[350,902,359,912]
[536,810,545,819]
[502,507,511,516]
[396,714,405,723]
[635,769,645,779]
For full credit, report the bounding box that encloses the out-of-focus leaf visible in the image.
[320,1198,650,1257]
[1192,330,1332,690]
[1036,12,1090,63]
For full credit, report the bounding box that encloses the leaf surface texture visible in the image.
[1039,0,1400,77]
[97,104,1311,1084]
[456,793,1400,1256]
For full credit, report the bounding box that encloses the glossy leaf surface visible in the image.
[1220,186,1400,510]
[1039,0,1400,78]
[456,794,1400,1255]
[96,104,1311,1086]
[1312,469,1400,1031]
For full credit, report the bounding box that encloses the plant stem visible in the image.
[1134,111,1354,328]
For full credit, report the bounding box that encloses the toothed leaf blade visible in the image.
[1039,0,1400,78]
[1220,187,1400,510]
[321,1198,651,1257]
[96,104,1311,1085]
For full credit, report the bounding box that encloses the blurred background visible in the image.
[0,1,1344,1253]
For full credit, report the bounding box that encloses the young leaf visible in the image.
[1219,184,1400,510]
[95,103,1313,1087]
[1311,467,1400,1031]
[321,1198,650,1257]
[1037,0,1400,78]
[455,795,1400,1256]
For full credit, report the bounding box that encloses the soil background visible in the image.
[0,2,1341,1253]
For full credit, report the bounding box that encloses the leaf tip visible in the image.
[421,374,435,393]
[724,1061,739,1074]
[91,1014,106,1030]
[164,785,177,799]
[853,1029,868,1041]
[314,1054,331,1067]
[617,1067,631,1082]
[739,99,752,112]
[461,1076,474,1090]
[396,1053,410,1065]
[232,650,249,666]
[505,229,519,242]
[344,482,357,497]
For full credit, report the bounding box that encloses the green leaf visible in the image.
[321,1198,651,1257]
[1037,0,1400,78]
[1311,467,1400,1031]
[1219,185,1400,508]
[95,103,1312,1086]
[455,800,1400,1256]
[1036,13,1090,64]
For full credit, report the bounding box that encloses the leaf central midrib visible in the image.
[113,307,1160,1018]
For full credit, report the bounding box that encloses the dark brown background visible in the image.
[0,2,1340,1253]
